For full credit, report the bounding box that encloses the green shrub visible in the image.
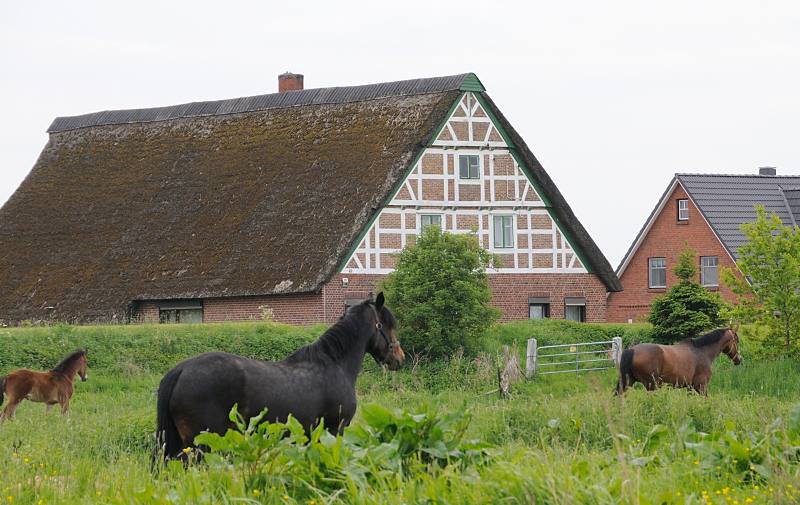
[380,226,499,359]
[0,322,318,374]
[649,248,726,342]
[194,403,492,500]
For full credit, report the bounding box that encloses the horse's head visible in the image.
[365,293,405,371]
[723,326,742,365]
[77,349,89,381]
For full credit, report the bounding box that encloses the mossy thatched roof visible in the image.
[0,79,461,322]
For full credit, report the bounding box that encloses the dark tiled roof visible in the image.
[677,174,800,258]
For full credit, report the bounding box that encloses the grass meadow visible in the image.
[0,321,798,504]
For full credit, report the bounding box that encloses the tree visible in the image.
[648,247,726,343]
[379,226,500,359]
[722,206,800,354]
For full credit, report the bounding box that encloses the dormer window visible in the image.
[677,199,689,221]
[459,155,480,179]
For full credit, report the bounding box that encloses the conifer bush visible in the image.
[648,248,726,343]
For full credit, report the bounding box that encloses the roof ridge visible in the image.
[676,172,800,178]
[48,73,482,134]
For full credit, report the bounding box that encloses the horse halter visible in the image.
[369,304,399,365]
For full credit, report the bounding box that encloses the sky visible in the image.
[1,1,798,268]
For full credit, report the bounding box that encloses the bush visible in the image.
[194,403,492,500]
[380,227,499,359]
[649,248,725,342]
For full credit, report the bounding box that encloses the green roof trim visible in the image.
[459,73,486,92]
[336,93,464,273]
[472,92,594,273]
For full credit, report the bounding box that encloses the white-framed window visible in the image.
[493,215,514,248]
[648,258,667,288]
[565,297,586,322]
[677,199,689,221]
[700,256,719,287]
[458,154,480,179]
[420,214,442,231]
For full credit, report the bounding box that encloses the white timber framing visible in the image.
[341,92,587,276]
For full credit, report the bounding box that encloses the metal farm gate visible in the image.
[525,337,622,378]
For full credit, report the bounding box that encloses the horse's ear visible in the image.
[376,292,385,311]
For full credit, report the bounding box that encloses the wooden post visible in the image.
[526,338,537,378]
[612,337,623,368]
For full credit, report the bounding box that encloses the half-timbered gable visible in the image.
[342,90,586,276]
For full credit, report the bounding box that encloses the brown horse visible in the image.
[615,327,741,395]
[0,350,88,420]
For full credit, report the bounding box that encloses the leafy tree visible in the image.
[380,226,500,359]
[722,206,800,354]
[648,247,726,343]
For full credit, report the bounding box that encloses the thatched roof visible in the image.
[0,73,619,323]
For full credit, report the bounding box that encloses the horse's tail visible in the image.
[615,348,635,395]
[154,366,184,465]
[0,376,5,406]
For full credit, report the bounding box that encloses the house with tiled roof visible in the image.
[0,72,620,325]
[608,167,800,323]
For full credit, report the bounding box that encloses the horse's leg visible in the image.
[2,396,23,420]
[60,395,70,415]
[692,379,709,396]
[643,375,659,391]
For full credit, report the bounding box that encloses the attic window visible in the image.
[459,155,480,179]
[420,214,442,231]
[677,199,689,221]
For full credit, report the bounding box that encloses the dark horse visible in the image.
[1,349,88,420]
[155,293,405,461]
[616,327,742,395]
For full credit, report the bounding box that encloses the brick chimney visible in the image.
[278,72,304,93]
[759,166,777,176]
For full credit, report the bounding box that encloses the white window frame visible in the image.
[492,215,514,249]
[458,154,481,181]
[700,256,719,287]
[677,199,689,221]
[420,214,443,232]
[648,257,667,288]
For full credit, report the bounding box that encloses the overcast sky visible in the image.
[1,1,798,267]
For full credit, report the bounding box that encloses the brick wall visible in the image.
[133,272,609,325]
[489,273,608,322]
[607,183,739,323]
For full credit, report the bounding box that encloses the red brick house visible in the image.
[0,73,621,325]
[607,168,800,323]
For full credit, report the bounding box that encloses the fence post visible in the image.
[526,338,537,378]
[612,337,623,367]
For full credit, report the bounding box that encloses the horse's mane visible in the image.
[284,304,374,364]
[51,350,86,374]
[685,328,728,348]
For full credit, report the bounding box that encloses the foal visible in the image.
[0,349,88,420]
[616,327,742,395]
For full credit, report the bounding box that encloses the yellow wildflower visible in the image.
[182,447,192,455]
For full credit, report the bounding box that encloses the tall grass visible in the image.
[0,321,798,503]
